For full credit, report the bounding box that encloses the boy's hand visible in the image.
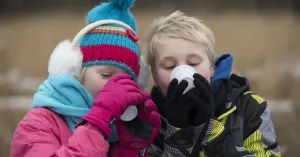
[163,79,196,155]
[188,73,214,155]
[188,73,214,126]
[165,79,196,128]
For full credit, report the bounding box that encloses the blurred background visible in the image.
[0,0,300,156]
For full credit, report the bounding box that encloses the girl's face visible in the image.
[152,36,214,96]
[82,65,127,98]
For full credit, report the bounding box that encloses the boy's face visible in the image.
[82,65,127,98]
[152,36,214,96]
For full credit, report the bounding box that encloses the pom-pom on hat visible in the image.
[86,0,137,31]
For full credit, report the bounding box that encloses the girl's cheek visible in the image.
[94,79,107,93]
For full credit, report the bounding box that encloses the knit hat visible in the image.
[48,0,149,88]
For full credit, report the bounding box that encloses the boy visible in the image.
[146,11,281,157]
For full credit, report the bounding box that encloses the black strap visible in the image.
[191,121,210,157]
[265,141,279,152]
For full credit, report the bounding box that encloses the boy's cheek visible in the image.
[195,65,212,83]
[155,70,171,96]
[197,71,210,82]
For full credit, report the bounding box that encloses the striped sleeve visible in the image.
[243,108,281,157]
[162,119,225,157]
[193,119,225,145]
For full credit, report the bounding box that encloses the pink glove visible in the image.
[82,74,149,138]
[116,98,161,157]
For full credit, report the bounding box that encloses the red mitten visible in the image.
[117,99,161,157]
[82,74,149,138]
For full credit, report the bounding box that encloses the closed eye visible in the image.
[164,66,176,70]
[189,62,200,67]
[100,73,113,78]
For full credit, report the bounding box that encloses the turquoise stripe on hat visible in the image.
[80,33,141,57]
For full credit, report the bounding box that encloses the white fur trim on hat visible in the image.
[137,56,149,89]
[48,40,83,77]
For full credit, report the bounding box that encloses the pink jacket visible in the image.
[10,108,118,157]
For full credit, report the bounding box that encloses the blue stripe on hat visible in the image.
[79,33,141,57]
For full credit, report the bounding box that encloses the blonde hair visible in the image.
[145,11,216,67]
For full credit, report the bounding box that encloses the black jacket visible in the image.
[149,74,281,157]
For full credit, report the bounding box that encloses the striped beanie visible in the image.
[48,0,150,86]
[80,0,140,81]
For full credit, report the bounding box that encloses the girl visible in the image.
[10,0,160,157]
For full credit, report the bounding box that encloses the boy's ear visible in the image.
[137,56,150,89]
[210,64,215,78]
[150,66,158,86]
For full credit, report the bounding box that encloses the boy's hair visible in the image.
[145,11,216,67]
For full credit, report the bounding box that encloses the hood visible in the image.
[211,54,233,83]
